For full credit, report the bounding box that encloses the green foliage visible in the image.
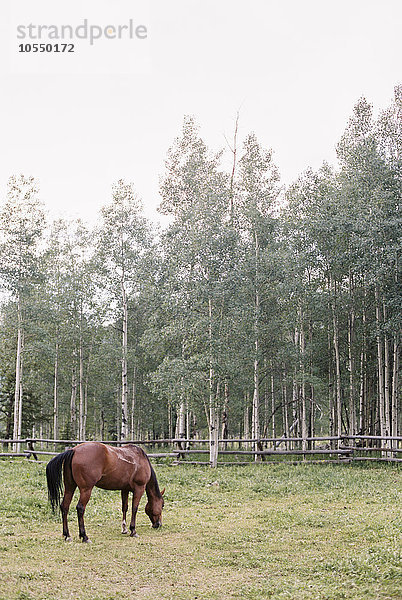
[0,175,45,295]
[0,89,401,443]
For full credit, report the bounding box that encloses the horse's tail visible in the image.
[46,449,75,513]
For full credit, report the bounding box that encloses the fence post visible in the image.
[26,440,38,461]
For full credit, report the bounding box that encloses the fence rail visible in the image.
[1,435,402,465]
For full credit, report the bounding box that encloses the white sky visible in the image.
[0,0,401,226]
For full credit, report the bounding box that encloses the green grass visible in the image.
[0,459,401,600]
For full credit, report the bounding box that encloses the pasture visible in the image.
[0,459,401,600]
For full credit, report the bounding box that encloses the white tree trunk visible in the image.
[176,397,186,439]
[17,333,24,450]
[208,297,219,467]
[221,382,229,444]
[168,401,172,440]
[121,278,129,441]
[53,341,59,447]
[292,325,300,449]
[347,272,356,437]
[209,399,219,467]
[131,366,137,439]
[300,319,307,452]
[185,400,190,450]
[391,338,399,438]
[375,286,386,442]
[243,397,250,448]
[70,366,77,439]
[359,298,367,434]
[252,231,261,462]
[13,298,23,453]
[383,303,391,447]
[391,260,399,440]
[271,370,275,439]
[79,324,85,440]
[348,310,357,437]
[282,366,289,449]
[251,378,260,461]
[331,279,342,441]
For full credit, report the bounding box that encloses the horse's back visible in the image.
[71,442,151,491]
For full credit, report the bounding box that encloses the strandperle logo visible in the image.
[17,19,148,45]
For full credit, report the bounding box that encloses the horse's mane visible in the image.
[124,445,162,499]
[146,462,163,499]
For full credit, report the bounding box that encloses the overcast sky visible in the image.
[0,0,401,225]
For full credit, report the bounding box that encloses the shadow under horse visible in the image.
[46,442,165,542]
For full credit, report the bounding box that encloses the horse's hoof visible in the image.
[130,532,139,538]
[65,537,72,542]
[82,538,92,543]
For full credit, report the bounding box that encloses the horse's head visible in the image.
[145,488,165,528]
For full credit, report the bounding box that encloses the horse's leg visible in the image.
[76,487,93,543]
[61,455,77,541]
[121,490,129,534]
[129,484,146,538]
[60,483,76,541]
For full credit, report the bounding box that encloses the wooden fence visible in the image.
[1,435,402,465]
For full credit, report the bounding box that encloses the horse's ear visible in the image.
[161,487,165,496]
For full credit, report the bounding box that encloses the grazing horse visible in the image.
[46,442,165,542]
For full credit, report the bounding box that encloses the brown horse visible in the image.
[46,442,165,542]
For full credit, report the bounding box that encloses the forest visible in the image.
[0,87,400,467]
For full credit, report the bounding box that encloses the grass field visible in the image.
[0,459,401,600]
